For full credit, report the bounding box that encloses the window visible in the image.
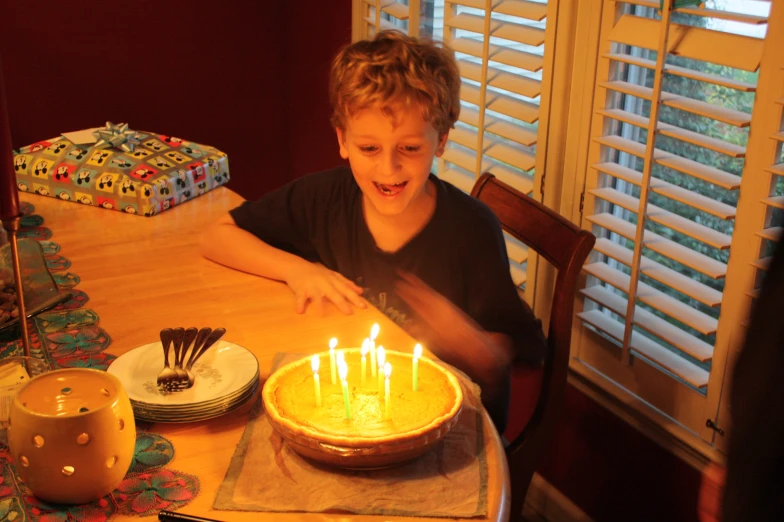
[355,0,423,37]
[572,0,781,451]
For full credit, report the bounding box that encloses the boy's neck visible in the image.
[363,179,437,253]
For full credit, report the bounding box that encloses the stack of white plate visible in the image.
[107,340,259,423]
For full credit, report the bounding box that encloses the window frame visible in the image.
[562,0,783,456]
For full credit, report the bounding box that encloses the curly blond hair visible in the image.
[329,30,461,136]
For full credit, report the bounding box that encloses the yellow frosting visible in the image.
[273,351,459,439]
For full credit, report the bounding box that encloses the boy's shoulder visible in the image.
[287,165,358,206]
[435,175,502,232]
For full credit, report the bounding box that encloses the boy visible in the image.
[200,30,545,432]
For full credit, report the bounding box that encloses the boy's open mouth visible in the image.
[373,181,408,196]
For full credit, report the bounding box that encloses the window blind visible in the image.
[360,0,421,36]
[575,0,780,439]
[747,0,784,310]
[436,0,551,289]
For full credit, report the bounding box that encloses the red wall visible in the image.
[0,0,350,200]
[535,385,703,522]
[282,2,351,184]
[502,371,702,521]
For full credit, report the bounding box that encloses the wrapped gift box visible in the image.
[12,122,230,217]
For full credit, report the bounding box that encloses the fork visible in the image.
[178,327,199,365]
[160,327,190,392]
[173,327,198,376]
[184,328,226,388]
[155,328,178,389]
[177,327,202,386]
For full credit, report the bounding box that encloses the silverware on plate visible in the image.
[158,328,189,392]
[184,328,226,388]
[155,328,179,390]
[182,327,211,385]
[171,327,190,386]
[157,327,227,392]
[177,327,199,380]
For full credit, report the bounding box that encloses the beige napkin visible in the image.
[214,352,488,518]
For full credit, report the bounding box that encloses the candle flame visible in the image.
[361,339,370,356]
[337,350,345,365]
[370,323,380,341]
[377,346,386,368]
[311,355,320,373]
[414,343,423,359]
[338,360,348,381]
[384,362,392,378]
[329,337,338,350]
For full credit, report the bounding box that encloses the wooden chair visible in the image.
[471,173,595,521]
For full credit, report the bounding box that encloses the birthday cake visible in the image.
[262,349,463,467]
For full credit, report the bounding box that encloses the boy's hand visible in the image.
[395,271,512,389]
[285,261,366,315]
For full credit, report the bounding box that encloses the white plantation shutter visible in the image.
[358,0,422,37]
[573,0,780,442]
[731,8,784,314]
[437,0,552,290]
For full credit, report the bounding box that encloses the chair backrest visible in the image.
[471,173,595,517]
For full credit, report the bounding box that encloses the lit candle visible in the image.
[360,340,369,386]
[311,355,322,407]
[0,58,20,221]
[329,337,338,385]
[338,360,350,420]
[412,343,422,391]
[336,350,345,368]
[377,346,386,394]
[384,362,392,419]
[369,323,379,377]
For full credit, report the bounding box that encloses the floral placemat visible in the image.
[0,432,198,521]
[0,202,199,520]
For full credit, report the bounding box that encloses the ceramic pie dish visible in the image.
[262,349,463,469]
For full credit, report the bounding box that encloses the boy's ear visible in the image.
[335,128,349,160]
[435,132,449,158]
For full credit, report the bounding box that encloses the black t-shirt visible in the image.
[230,165,546,430]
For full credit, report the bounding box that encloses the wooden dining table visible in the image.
[18,187,511,522]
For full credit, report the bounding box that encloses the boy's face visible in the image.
[336,103,448,218]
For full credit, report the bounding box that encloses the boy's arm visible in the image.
[395,272,513,394]
[201,213,311,283]
[200,214,365,315]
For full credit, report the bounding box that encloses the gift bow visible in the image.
[92,121,141,152]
